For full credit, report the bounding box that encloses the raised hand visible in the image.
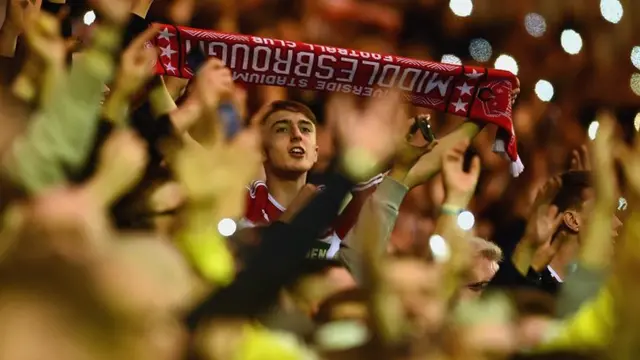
[331,91,410,181]
[389,114,438,180]
[191,58,234,110]
[590,111,617,205]
[441,139,480,208]
[23,11,66,66]
[4,0,43,34]
[520,176,565,271]
[173,128,262,219]
[569,145,591,171]
[113,26,160,97]
[615,118,640,197]
[86,129,149,206]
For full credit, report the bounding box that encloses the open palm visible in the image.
[332,91,409,169]
[441,139,480,207]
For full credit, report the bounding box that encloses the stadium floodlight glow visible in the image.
[560,29,583,55]
[494,54,519,75]
[449,0,473,17]
[631,46,640,70]
[588,121,600,140]
[631,73,640,96]
[469,38,492,62]
[534,80,554,102]
[217,218,237,236]
[83,10,96,26]
[600,0,623,24]
[441,54,462,65]
[429,234,451,263]
[457,211,475,231]
[524,13,547,37]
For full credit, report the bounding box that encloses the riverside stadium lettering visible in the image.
[185,39,454,97]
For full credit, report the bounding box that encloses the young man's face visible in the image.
[262,110,318,174]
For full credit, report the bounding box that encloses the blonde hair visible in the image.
[469,237,503,263]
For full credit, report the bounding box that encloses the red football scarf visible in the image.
[153,24,524,176]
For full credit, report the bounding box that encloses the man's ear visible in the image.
[312,145,319,163]
[563,210,581,232]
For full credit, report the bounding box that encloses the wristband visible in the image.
[441,203,464,216]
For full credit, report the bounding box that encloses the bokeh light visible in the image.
[560,29,583,55]
[429,234,451,263]
[524,13,547,37]
[217,218,237,236]
[588,121,600,140]
[457,211,475,231]
[600,0,623,24]
[441,54,462,65]
[631,73,640,96]
[469,38,492,62]
[535,80,554,102]
[494,54,519,75]
[635,113,640,131]
[83,11,96,26]
[631,46,640,70]
[449,0,473,17]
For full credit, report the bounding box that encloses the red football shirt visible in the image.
[238,174,384,258]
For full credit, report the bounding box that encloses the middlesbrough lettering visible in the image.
[185,37,454,98]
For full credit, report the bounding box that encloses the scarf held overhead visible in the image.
[153,24,524,176]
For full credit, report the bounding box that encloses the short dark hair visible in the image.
[260,100,317,125]
[552,170,592,212]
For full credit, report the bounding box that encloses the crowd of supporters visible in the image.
[0,0,637,359]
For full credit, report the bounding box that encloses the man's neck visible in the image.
[264,167,308,209]
[549,232,580,279]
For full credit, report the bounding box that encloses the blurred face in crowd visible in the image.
[262,109,318,175]
[562,196,623,239]
[385,258,447,340]
[459,255,500,302]
[288,266,357,317]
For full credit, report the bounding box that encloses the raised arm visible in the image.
[1,0,131,194]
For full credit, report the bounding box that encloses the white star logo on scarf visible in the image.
[165,62,177,74]
[452,98,468,112]
[466,69,483,79]
[160,44,177,59]
[158,27,175,42]
[456,82,474,96]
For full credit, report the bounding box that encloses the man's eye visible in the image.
[301,127,313,133]
[467,282,488,292]
[276,127,288,133]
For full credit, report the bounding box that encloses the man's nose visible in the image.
[290,126,303,140]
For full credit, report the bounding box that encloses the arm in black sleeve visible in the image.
[185,171,354,328]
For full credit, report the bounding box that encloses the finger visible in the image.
[332,93,358,124]
[56,5,70,21]
[367,89,401,120]
[580,145,591,170]
[573,149,584,170]
[614,143,634,178]
[452,139,470,154]
[426,140,439,152]
[131,25,161,49]
[468,155,481,177]
[249,103,273,128]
